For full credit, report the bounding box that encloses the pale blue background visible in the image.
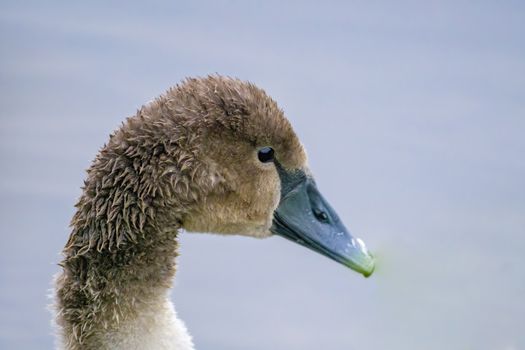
[1,1,524,349]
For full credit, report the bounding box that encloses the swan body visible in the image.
[54,76,374,349]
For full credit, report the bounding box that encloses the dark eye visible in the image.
[257,147,274,163]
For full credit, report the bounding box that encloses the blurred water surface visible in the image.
[1,1,524,349]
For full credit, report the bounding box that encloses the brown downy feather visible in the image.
[54,75,307,349]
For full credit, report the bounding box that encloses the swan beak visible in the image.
[271,174,375,277]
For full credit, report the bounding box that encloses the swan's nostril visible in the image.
[313,208,329,223]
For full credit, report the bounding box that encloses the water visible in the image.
[1,1,524,349]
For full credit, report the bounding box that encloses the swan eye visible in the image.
[257,147,274,163]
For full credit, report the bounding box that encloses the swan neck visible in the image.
[55,182,188,349]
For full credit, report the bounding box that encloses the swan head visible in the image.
[109,75,374,277]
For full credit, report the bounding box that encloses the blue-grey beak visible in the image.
[271,168,375,277]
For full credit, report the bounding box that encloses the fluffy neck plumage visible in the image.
[54,124,197,349]
[55,224,194,349]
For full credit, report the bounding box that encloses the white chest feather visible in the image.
[98,299,194,350]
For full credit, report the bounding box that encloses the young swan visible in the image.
[54,76,375,350]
